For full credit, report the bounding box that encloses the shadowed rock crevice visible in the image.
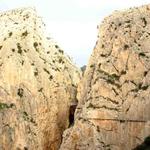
[69,104,77,127]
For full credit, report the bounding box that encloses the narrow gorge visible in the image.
[0,4,150,150]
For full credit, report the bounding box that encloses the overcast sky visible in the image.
[0,0,150,66]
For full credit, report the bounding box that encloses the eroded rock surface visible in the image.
[0,8,81,150]
[60,5,150,150]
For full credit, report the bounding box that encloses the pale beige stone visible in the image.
[0,7,81,150]
[60,4,150,150]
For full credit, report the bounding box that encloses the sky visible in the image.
[0,0,150,66]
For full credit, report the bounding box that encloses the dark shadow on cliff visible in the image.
[133,136,150,150]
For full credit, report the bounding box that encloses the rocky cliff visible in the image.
[0,8,81,150]
[60,5,150,150]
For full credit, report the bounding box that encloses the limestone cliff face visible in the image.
[0,8,81,150]
[60,5,150,150]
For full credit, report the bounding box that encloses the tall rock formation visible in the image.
[60,5,150,150]
[0,8,81,150]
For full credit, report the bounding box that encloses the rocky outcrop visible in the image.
[0,8,81,150]
[60,5,150,150]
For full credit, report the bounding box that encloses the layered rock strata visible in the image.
[60,5,150,150]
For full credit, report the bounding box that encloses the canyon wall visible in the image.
[60,5,150,150]
[0,8,81,150]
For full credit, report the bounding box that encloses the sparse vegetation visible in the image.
[33,42,39,52]
[43,68,50,74]
[12,48,15,52]
[9,32,13,37]
[17,88,24,98]
[22,111,36,125]
[17,43,22,54]
[0,102,15,110]
[58,49,64,54]
[49,75,53,80]
[21,31,28,37]
[55,45,59,49]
